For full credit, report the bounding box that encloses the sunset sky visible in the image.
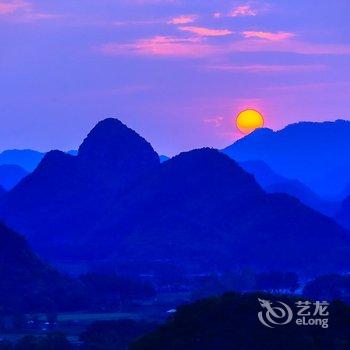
[1,0,349,155]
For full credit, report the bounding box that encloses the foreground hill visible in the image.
[1,119,349,275]
[0,222,82,313]
[223,120,350,198]
[131,293,350,350]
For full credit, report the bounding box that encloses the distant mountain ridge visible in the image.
[1,118,349,275]
[223,120,350,198]
[0,150,79,189]
[0,149,45,172]
[239,160,340,216]
[0,149,166,173]
[0,164,29,190]
[159,155,169,163]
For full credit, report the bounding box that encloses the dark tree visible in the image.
[303,274,350,303]
[0,340,13,350]
[131,292,350,350]
[15,333,71,350]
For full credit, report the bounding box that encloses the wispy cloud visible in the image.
[98,33,350,58]
[0,0,29,14]
[179,26,233,37]
[98,36,218,58]
[203,116,224,127]
[205,63,327,73]
[214,4,259,19]
[167,14,197,25]
[229,5,258,17]
[110,85,152,94]
[242,31,295,41]
[0,0,62,22]
[263,81,350,92]
[112,19,162,26]
[122,0,177,4]
[231,38,350,55]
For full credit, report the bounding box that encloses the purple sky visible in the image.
[1,0,349,155]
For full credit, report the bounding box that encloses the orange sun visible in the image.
[236,109,264,134]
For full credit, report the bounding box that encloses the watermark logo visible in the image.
[258,298,329,329]
[258,298,293,328]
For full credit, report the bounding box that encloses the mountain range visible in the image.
[0,119,160,261]
[0,149,45,172]
[0,164,29,190]
[239,160,339,216]
[0,149,167,191]
[0,118,349,276]
[223,120,350,198]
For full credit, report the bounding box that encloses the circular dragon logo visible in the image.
[258,298,293,328]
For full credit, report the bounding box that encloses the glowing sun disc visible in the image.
[236,109,264,134]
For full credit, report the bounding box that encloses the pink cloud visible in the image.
[112,19,162,26]
[231,38,350,55]
[229,5,257,17]
[0,0,30,14]
[0,0,62,22]
[179,26,233,37]
[205,63,326,73]
[98,36,217,58]
[242,31,295,41]
[98,34,350,59]
[167,14,197,25]
[264,81,350,92]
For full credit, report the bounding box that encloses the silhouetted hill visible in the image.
[78,118,160,190]
[0,164,29,190]
[1,121,349,275]
[131,293,350,350]
[223,120,350,197]
[0,222,83,313]
[91,148,350,275]
[240,161,339,216]
[0,149,44,172]
[0,118,160,259]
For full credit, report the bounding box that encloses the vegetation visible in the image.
[0,333,71,350]
[131,292,350,350]
[303,274,350,303]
